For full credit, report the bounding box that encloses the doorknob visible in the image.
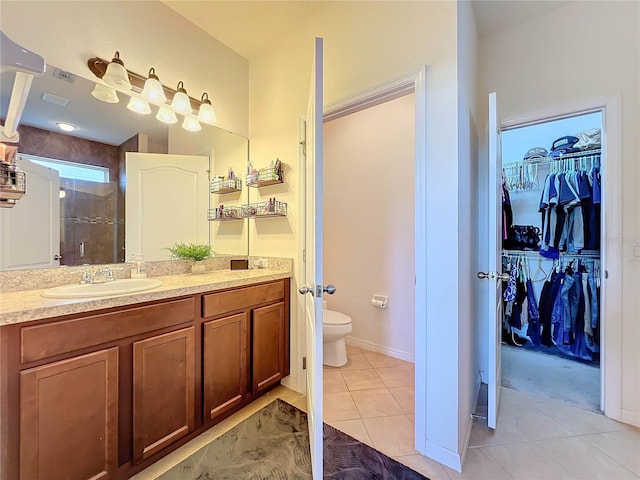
[299,285,314,295]
[477,271,511,281]
[323,284,336,295]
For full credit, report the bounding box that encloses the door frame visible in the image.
[498,95,622,420]
[322,67,429,453]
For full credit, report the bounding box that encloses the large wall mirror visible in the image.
[0,65,249,271]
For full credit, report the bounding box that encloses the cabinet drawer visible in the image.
[21,298,195,363]
[202,280,285,318]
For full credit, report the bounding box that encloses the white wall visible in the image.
[476,1,640,426]
[323,94,415,360]
[245,1,469,470]
[0,1,249,136]
[457,0,479,462]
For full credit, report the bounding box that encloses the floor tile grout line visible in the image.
[467,428,635,450]
[578,433,640,477]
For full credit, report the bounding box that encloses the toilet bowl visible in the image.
[323,308,353,367]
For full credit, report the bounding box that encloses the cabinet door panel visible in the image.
[203,313,248,421]
[252,302,286,394]
[132,327,195,463]
[20,348,118,480]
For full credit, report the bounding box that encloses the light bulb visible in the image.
[197,93,217,125]
[170,81,191,114]
[127,96,151,114]
[141,68,167,103]
[101,51,131,89]
[91,83,119,103]
[56,122,77,132]
[182,116,201,132]
[156,106,178,124]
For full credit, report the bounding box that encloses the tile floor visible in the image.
[325,345,640,480]
[133,345,640,479]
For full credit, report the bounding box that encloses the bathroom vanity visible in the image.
[0,268,291,480]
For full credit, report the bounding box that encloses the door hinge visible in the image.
[303,249,306,262]
[302,356,307,370]
[300,140,307,156]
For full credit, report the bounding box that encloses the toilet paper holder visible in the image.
[371,294,388,308]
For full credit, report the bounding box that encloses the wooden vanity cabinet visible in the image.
[132,327,195,463]
[19,348,119,480]
[252,301,288,394]
[1,277,290,480]
[201,278,290,420]
[203,312,249,421]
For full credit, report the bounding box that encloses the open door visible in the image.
[483,91,505,429]
[125,152,209,261]
[0,157,60,270]
[299,37,324,479]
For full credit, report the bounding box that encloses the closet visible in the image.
[500,111,603,411]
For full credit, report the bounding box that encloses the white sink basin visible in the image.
[41,278,163,299]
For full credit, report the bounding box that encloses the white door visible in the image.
[0,157,60,270]
[483,91,505,429]
[125,153,209,261]
[299,37,325,480]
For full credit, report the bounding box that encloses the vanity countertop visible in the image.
[0,268,292,326]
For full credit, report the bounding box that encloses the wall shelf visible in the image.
[208,206,244,222]
[242,200,287,218]
[246,163,284,188]
[211,177,242,194]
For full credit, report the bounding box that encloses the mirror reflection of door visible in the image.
[0,158,60,270]
[125,152,210,262]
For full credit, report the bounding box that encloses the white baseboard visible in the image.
[424,440,462,473]
[346,336,415,363]
[459,373,483,469]
[281,375,302,394]
[621,409,640,428]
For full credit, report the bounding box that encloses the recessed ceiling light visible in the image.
[56,122,77,132]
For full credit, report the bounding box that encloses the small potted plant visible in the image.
[166,242,214,274]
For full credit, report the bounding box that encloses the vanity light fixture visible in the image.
[156,106,178,124]
[91,83,119,103]
[87,54,218,131]
[197,93,217,125]
[126,96,152,115]
[56,122,78,132]
[170,81,191,114]
[101,52,131,89]
[141,68,167,103]
[182,116,202,132]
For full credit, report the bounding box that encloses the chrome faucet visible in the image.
[92,267,125,283]
[72,268,92,284]
[92,267,114,283]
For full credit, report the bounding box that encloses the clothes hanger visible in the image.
[531,257,547,282]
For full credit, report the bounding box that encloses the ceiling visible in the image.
[164,1,572,59]
[472,0,571,37]
[162,1,327,60]
[1,66,169,147]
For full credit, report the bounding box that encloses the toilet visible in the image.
[322,302,353,367]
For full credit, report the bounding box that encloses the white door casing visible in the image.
[0,157,60,270]
[125,153,209,262]
[486,92,503,429]
[301,37,324,480]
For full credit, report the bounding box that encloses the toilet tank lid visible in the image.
[323,309,351,326]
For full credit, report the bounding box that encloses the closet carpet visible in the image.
[157,398,428,480]
[501,344,600,412]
